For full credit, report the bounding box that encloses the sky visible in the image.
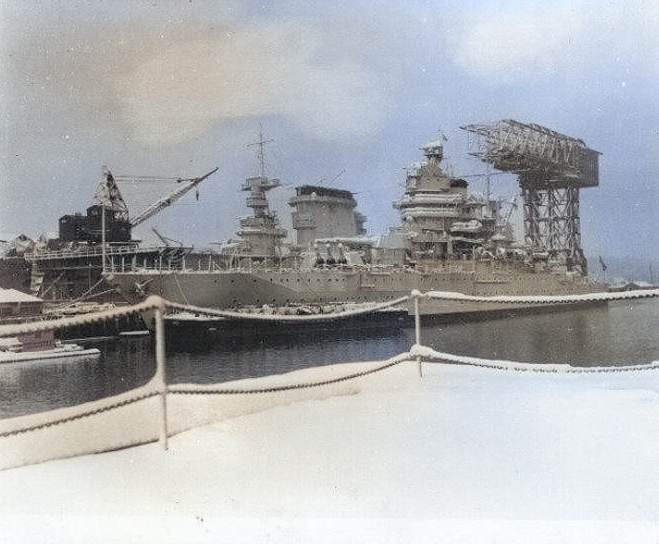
[0,0,658,271]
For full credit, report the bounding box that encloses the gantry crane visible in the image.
[461,120,599,274]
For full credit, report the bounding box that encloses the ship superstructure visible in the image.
[289,185,366,247]
[232,132,287,259]
[393,138,496,263]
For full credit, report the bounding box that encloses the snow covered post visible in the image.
[149,296,169,451]
[411,290,423,377]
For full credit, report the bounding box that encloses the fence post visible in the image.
[411,290,423,377]
[154,302,169,451]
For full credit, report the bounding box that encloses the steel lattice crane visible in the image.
[461,120,599,274]
[93,167,218,228]
[128,167,218,228]
[92,167,131,221]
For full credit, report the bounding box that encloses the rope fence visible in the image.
[420,287,659,305]
[165,296,410,322]
[408,344,659,374]
[0,288,657,470]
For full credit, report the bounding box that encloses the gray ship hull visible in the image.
[106,262,603,316]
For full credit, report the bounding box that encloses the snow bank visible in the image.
[0,380,161,470]
[0,359,407,470]
[1,359,659,544]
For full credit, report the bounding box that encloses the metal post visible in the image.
[412,290,423,377]
[414,295,421,346]
[154,305,168,450]
[101,205,106,274]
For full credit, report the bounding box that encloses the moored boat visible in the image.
[0,339,100,364]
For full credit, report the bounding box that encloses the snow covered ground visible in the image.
[1,358,659,544]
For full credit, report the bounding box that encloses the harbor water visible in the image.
[1,298,657,419]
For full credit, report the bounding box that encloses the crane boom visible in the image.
[461,120,599,274]
[130,167,218,227]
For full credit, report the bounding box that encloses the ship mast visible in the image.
[236,129,286,259]
[249,126,273,180]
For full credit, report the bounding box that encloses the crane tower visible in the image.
[461,119,599,274]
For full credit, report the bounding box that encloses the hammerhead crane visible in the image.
[461,120,599,273]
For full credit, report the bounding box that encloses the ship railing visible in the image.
[24,245,165,263]
[106,256,528,275]
[0,314,61,327]
[1,288,658,471]
[107,250,222,274]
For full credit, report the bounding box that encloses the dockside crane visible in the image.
[461,120,599,274]
[93,166,219,230]
[128,167,219,227]
[151,227,183,248]
[25,166,218,299]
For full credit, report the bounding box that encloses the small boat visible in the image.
[0,336,100,364]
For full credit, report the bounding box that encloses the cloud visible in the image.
[112,19,392,146]
[451,0,659,82]
[1,4,394,152]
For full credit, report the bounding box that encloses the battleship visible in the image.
[105,121,605,317]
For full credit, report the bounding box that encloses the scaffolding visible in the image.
[461,119,600,274]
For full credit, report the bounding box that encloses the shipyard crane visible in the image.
[151,227,183,248]
[92,167,130,221]
[93,167,218,228]
[496,195,518,229]
[129,167,218,227]
[461,120,599,273]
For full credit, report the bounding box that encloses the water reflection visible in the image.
[1,298,657,418]
[166,330,411,384]
[419,300,657,366]
[0,335,155,418]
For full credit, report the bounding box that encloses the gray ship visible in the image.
[105,122,604,316]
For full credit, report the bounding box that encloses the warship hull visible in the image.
[106,262,603,316]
